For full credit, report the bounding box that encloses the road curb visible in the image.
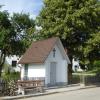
[0,85,97,100]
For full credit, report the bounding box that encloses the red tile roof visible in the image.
[18,37,58,64]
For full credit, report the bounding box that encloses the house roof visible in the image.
[18,37,58,64]
[18,37,70,64]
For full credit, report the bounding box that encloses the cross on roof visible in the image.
[53,48,56,57]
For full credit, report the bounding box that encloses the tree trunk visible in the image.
[68,59,72,84]
[0,66,3,77]
[0,52,6,77]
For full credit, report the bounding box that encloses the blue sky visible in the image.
[0,0,43,19]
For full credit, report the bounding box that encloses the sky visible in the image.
[0,0,43,19]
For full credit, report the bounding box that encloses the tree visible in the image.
[37,0,100,65]
[83,31,100,69]
[0,11,13,76]
[84,32,100,61]
[0,11,35,77]
[11,13,35,49]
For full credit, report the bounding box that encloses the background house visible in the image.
[18,37,70,86]
[72,58,80,72]
[6,55,20,72]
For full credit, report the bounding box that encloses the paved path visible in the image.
[18,87,100,100]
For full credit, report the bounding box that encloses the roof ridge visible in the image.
[18,37,59,64]
[32,37,58,44]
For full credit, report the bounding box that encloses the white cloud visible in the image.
[0,0,43,19]
[29,14,37,19]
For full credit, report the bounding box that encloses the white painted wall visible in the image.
[45,44,68,85]
[61,60,68,82]
[21,64,45,80]
[28,64,45,77]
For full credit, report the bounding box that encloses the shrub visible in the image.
[90,60,100,75]
[2,71,20,82]
[93,60,100,69]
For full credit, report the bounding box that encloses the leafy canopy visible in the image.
[0,10,35,76]
[37,0,100,63]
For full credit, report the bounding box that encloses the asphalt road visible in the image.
[19,87,100,100]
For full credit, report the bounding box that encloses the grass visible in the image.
[73,67,100,76]
[73,72,96,76]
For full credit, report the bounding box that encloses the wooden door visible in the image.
[50,62,56,85]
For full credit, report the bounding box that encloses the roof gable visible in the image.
[56,39,71,64]
[18,37,70,64]
[18,37,58,64]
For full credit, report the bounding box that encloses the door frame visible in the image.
[50,62,57,85]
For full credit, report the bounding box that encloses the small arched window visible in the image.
[53,48,56,57]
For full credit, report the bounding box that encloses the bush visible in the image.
[93,60,100,68]
[92,60,100,74]
[2,71,20,82]
[0,71,20,96]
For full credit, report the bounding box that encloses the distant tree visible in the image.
[11,13,35,49]
[0,11,35,77]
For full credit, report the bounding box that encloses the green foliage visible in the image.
[12,13,35,41]
[93,60,100,67]
[0,9,35,76]
[37,0,100,64]
[3,62,11,74]
[84,32,100,60]
[93,60,100,70]
[11,13,35,55]
[2,71,20,81]
[86,60,100,73]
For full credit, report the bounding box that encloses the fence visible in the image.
[0,79,7,96]
[22,77,45,81]
[69,74,100,86]
[85,75,100,85]
[1,75,100,96]
[0,77,45,96]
